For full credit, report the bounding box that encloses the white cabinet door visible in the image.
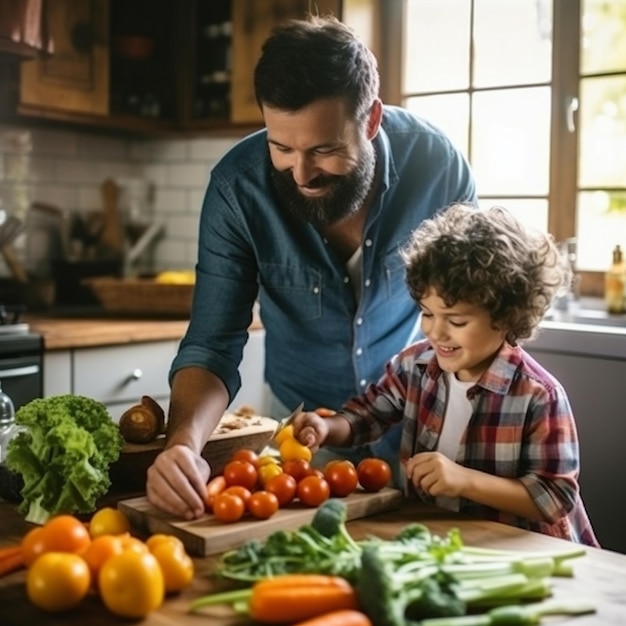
[229,329,268,415]
[43,351,72,396]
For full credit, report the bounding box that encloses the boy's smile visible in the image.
[419,288,508,382]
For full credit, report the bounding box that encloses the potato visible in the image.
[119,402,162,444]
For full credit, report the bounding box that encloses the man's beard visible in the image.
[270,142,376,229]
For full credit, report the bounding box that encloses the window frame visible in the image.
[378,0,611,297]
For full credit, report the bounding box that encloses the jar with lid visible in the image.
[0,382,23,502]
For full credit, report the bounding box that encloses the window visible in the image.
[381,0,626,296]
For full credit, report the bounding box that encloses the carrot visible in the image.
[292,610,373,626]
[204,475,227,509]
[0,551,25,577]
[0,545,22,561]
[249,575,358,623]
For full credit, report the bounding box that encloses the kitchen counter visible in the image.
[24,315,264,351]
[1,498,625,625]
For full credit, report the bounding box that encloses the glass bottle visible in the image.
[0,381,16,463]
[605,245,626,315]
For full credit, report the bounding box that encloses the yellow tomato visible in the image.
[258,462,283,487]
[279,437,313,463]
[81,535,125,588]
[89,507,131,538]
[119,535,150,554]
[150,541,194,593]
[145,533,185,553]
[99,550,165,618]
[257,454,281,467]
[26,552,91,613]
[273,424,294,447]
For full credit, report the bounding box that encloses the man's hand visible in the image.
[146,445,211,520]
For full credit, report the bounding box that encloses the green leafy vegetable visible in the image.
[5,394,124,524]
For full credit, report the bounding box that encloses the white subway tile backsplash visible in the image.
[1,122,242,279]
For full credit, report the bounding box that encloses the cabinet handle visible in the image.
[130,368,143,381]
[0,365,40,378]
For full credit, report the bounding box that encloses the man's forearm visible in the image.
[165,367,230,454]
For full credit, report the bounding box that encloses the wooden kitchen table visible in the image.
[0,498,624,625]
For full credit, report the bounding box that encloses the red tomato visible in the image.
[305,467,326,480]
[264,473,297,507]
[212,493,245,523]
[247,491,279,519]
[223,485,253,508]
[281,458,311,482]
[222,460,258,490]
[356,458,392,492]
[229,448,260,468]
[296,475,330,507]
[324,461,359,497]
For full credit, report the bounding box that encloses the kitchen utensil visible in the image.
[0,244,28,282]
[274,401,304,439]
[118,488,404,556]
[99,179,124,258]
[0,215,22,248]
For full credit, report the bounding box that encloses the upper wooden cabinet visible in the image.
[19,0,109,116]
[10,0,345,135]
[230,0,341,124]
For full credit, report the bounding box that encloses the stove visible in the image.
[0,304,43,409]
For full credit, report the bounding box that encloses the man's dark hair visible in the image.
[254,15,379,122]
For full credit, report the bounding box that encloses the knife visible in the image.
[274,401,304,439]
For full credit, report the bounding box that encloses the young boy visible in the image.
[293,204,599,546]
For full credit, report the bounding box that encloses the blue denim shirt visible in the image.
[171,106,477,417]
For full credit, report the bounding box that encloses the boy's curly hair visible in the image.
[401,204,571,344]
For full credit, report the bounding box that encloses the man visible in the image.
[146,15,477,520]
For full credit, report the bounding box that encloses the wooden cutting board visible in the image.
[119,488,404,556]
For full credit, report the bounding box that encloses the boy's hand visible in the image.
[405,451,468,497]
[292,411,329,452]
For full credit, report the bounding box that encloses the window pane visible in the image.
[403,0,470,93]
[479,198,549,234]
[581,0,626,75]
[473,0,552,88]
[577,191,626,271]
[579,75,626,188]
[403,93,469,157]
[471,87,551,196]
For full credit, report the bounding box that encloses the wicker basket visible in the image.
[85,277,194,315]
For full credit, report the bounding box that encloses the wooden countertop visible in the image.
[24,315,263,351]
[0,499,624,625]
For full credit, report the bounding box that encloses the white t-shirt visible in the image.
[435,371,474,511]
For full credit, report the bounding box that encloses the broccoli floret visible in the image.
[5,394,124,524]
[311,498,360,551]
[357,544,466,626]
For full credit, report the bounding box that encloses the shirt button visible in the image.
[343,276,350,283]
[356,318,363,325]
[356,348,363,356]
[364,239,372,247]
[364,278,371,287]
[359,379,367,387]
[313,286,320,294]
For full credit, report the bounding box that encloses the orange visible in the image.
[26,552,90,612]
[99,550,165,618]
[81,535,125,587]
[40,515,91,554]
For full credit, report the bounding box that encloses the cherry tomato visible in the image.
[258,462,283,487]
[296,475,330,507]
[229,448,260,468]
[264,472,297,507]
[324,460,359,497]
[248,491,280,519]
[356,458,392,492]
[223,485,253,507]
[222,460,258,490]
[212,492,246,523]
[282,458,311,482]
[305,467,326,480]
